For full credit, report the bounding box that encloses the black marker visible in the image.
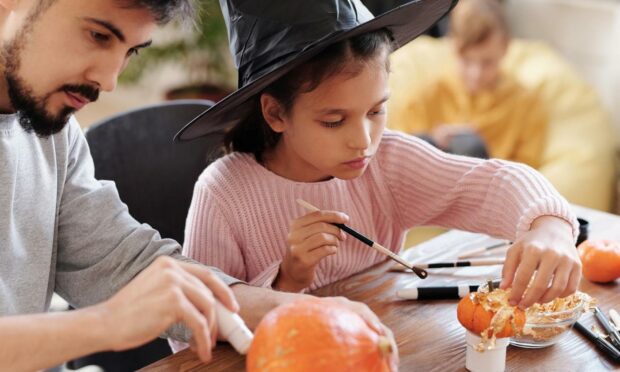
[396,280,501,300]
[574,321,620,363]
[594,306,620,351]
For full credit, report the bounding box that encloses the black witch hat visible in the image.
[175,0,457,141]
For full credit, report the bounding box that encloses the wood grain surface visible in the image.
[142,206,620,371]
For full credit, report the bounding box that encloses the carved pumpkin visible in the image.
[578,239,620,283]
[457,289,525,338]
[246,298,392,372]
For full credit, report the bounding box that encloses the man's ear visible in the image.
[261,94,288,133]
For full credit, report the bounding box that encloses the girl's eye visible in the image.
[369,107,386,116]
[90,31,111,43]
[321,120,344,128]
[127,48,140,57]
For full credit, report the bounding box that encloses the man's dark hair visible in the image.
[37,0,199,26]
[119,0,199,25]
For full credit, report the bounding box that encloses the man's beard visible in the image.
[2,32,99,137]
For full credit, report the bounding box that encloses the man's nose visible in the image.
[84,55,126,92]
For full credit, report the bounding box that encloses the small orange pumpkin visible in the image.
[578,239,620,283]
[457,290,525,338]
[246,298,392,372]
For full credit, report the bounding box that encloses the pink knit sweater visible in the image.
[183,130,577,291]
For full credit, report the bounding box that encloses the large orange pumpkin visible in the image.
[246,298,392,372]
[578,239,620,283]
[457,290,525,338]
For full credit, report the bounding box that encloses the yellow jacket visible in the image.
[394,69,547,168]
[389,37,616,211]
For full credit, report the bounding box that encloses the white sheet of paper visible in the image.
[396,230,509,292]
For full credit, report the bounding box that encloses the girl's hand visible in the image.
[500,216,582,308]
[275,210,348,292]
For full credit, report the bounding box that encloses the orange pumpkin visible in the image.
[578,239,620,283]
[246,298,392,372]
[457,291,525,338]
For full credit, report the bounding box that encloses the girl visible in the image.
[179,0,580,312]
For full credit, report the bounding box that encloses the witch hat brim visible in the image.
[175,0,458,142]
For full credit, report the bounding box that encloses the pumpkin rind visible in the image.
[457,293,525,338]
[247,298,391,372]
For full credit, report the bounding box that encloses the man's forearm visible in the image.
[231,283,313,330]
[0,307,110,371]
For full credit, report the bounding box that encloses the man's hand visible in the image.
[501,216,581,308]
[97,256,238,363]
[276,210,348,292]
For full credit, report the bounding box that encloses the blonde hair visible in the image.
[449,0,509,52]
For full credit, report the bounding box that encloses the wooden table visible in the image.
[142,206,620,371]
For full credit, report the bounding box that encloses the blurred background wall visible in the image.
[74,0,620,211]
[505,0,620,144]
[77,0,620,141]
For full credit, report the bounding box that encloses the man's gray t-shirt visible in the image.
[0,114,237,336]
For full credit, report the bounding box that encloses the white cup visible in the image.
[465,330,509,372]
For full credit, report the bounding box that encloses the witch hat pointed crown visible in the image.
[175,0,458,141]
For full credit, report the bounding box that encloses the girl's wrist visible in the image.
[530,215,573,232]
[529,215,574,240]
[274,264,309,292]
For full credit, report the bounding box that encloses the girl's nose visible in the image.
[348,119,372,150]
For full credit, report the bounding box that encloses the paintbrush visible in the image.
[413,258,505,269]
[390,258,505,272]
[457,241,511,259]
[296,199,428,279]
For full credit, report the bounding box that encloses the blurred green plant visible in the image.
[120,0,236,89]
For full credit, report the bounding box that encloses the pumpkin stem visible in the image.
[487,279,495,292]
[378,336,393,356]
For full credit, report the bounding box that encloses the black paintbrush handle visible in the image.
[334,223,374,246]
[333,222,428,279]
[427,262,473,268]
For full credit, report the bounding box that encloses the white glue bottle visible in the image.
[215,300,254,354]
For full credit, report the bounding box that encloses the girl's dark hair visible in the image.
[224,29,396,162]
